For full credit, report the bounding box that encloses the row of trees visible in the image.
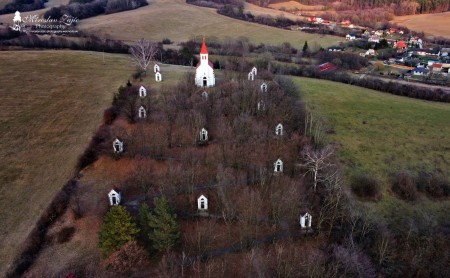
[0,0,47,14]
[43,0,147,20]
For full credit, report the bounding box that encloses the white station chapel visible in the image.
[195,39,215,87]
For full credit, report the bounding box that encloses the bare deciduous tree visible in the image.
[129,39,158,74]
[301,145,334,191]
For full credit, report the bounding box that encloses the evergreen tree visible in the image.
[98,205,140,256]
[302,41,309,54]
[137,203,153,252]
[148,196,180,253]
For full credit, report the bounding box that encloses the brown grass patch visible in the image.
[391,12,450,38]
[0,50,131,274]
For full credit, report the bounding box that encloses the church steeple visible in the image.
[200,37,208,63]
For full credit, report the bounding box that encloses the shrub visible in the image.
[56,226,76,243]
[162,38,172,44]
[351,173,381,199]
[392,172,418,201]
[417,172,450,198]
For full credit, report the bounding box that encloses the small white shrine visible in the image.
[197,195,208,211]
[108,189,121,206]
[155,71,162,82]
[202,91,209,99]
[199,128,208,141]
[138,106,147,119]
[257,100,265,111]
[261,83,268,93]
[154,64,160,73]
[113,138,124,153]
[274,159,283,173]
[139,85,147,97]
[251,66,257,76]
[299,212,312,229]
[248,72,254,81]
[275,123,283,136]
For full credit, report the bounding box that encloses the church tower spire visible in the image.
[200,37,208,64]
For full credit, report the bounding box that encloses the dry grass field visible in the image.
[78,0,342,48]
[391,12,450,38]
[0,50,134,275]
[0,0,68,24]
[268,1,324,11]
[0,0,12,9]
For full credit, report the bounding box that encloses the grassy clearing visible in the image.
[292,76,450,228]
[292,76,450,180]
[78,0,342,48]
[0,50,133,274]
[391,12,450,38]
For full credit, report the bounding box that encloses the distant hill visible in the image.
[248,0,450,15]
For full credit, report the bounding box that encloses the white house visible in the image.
[155,71,162,82]
[274,159,283,173]
[251,66,257,76]
[139,85,147,97]
[248,71,255,81]
[197,195,208,210]
[299,212,312,228]
[195,40,215,87]
[199,128,208,141]
[108,189,121,206]
[275,123,283,136]
[412,67,429,76]
[154,64,160,73]
[368,35,380,43]
[138,106,147,119]
[260,83,267,93]
[113,138,124,153]
[360,49,376,57]
[345,34,356,40]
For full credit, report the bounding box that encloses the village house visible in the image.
[345,33,356,41]
[440,48,450,57]
[317,62,337,72]
[412,67,429,76]
[368,35,380,43]
[328,46,344,52]
[394,40,407,50]
[361,49,376,57]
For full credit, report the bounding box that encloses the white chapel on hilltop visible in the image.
[195,39,215,87]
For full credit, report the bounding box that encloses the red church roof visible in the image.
[200,41,208,54]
